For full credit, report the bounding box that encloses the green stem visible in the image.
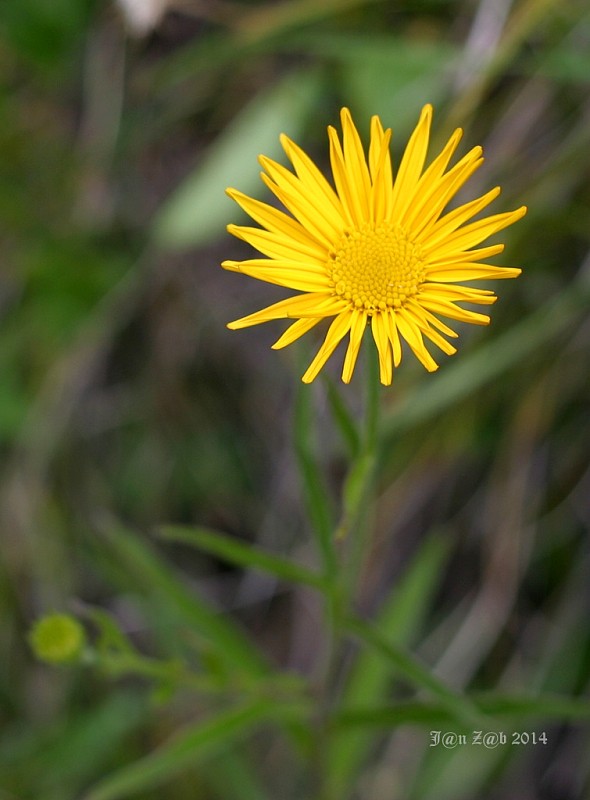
[315,341,383,799]
[338,340,381,594]
[363,336,381,454]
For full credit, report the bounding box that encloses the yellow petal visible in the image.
[368,120,393,223]
[371,313,393,384]
[423,206,527,258]
[328,125,361,228]
[406,299,459,338]
[409,148,484,239]
[424,264,522,281]
[227,260,332,292]
[418,297,491,326]
[227,224,327,263]
[340,107,372,223]
[342,309,367,383]
[400,127,463,229]
[259,154,344,235]
[386,310,403,367]
[389,104,432,221]
[396,308,439,371]
[368,116,393,187]
[302,311,353,383]
[272,317,319,349]
[417,127,463,184]
[424,186,502,248]
[228,293,346,328]
[260,172,338,248]
[280,133,346,223]
[414,316,457,356]
[432,243,505,265]
[226,188,326,259]
[420,283,497,304]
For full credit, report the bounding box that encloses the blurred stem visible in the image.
[448,0,565,126]
[363,338,380,453]
[315,341,382,800]
[294,376,338,578]
[92,645,310,710]
[337,340,381,590]
[97,650,217,693]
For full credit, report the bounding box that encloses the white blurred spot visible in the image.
[116,0,172,36]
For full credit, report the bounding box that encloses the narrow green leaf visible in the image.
[159,525,327,590]
[103,522,268,678]
[152,68,322,250]
[83,700,279,800]
[344,615,482,726]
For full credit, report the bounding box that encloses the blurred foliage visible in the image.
[1,0,590,798]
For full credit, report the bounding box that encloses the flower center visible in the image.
[329,223,425,313]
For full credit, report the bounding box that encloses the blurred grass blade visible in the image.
[381,278,590,442]
[204,747,272,800]
[83,699,278,800]
[326,534,451,794]
[227,0,386,46]
[333,691,590,730]
[103,522,268,678]
[297,32,458,127]
[147,0,384,91]
[335,451,375,541]
[334,700,459,729]
[344,615,481,725]
[323,375,360,459]
[0,691,147,799]
[152,68,322,250]
[159,525,327,590]
[475,692,590,720]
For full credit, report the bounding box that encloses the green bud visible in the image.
[29,613,85,664]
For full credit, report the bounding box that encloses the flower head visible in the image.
[223,105,526,384]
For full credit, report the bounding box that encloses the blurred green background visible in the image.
[1,0,590,798]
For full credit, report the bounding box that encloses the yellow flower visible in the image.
[223,105,526,385]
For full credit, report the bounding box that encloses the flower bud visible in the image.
[29,613,85,664]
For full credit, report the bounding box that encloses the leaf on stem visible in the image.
[159,524,328,591]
